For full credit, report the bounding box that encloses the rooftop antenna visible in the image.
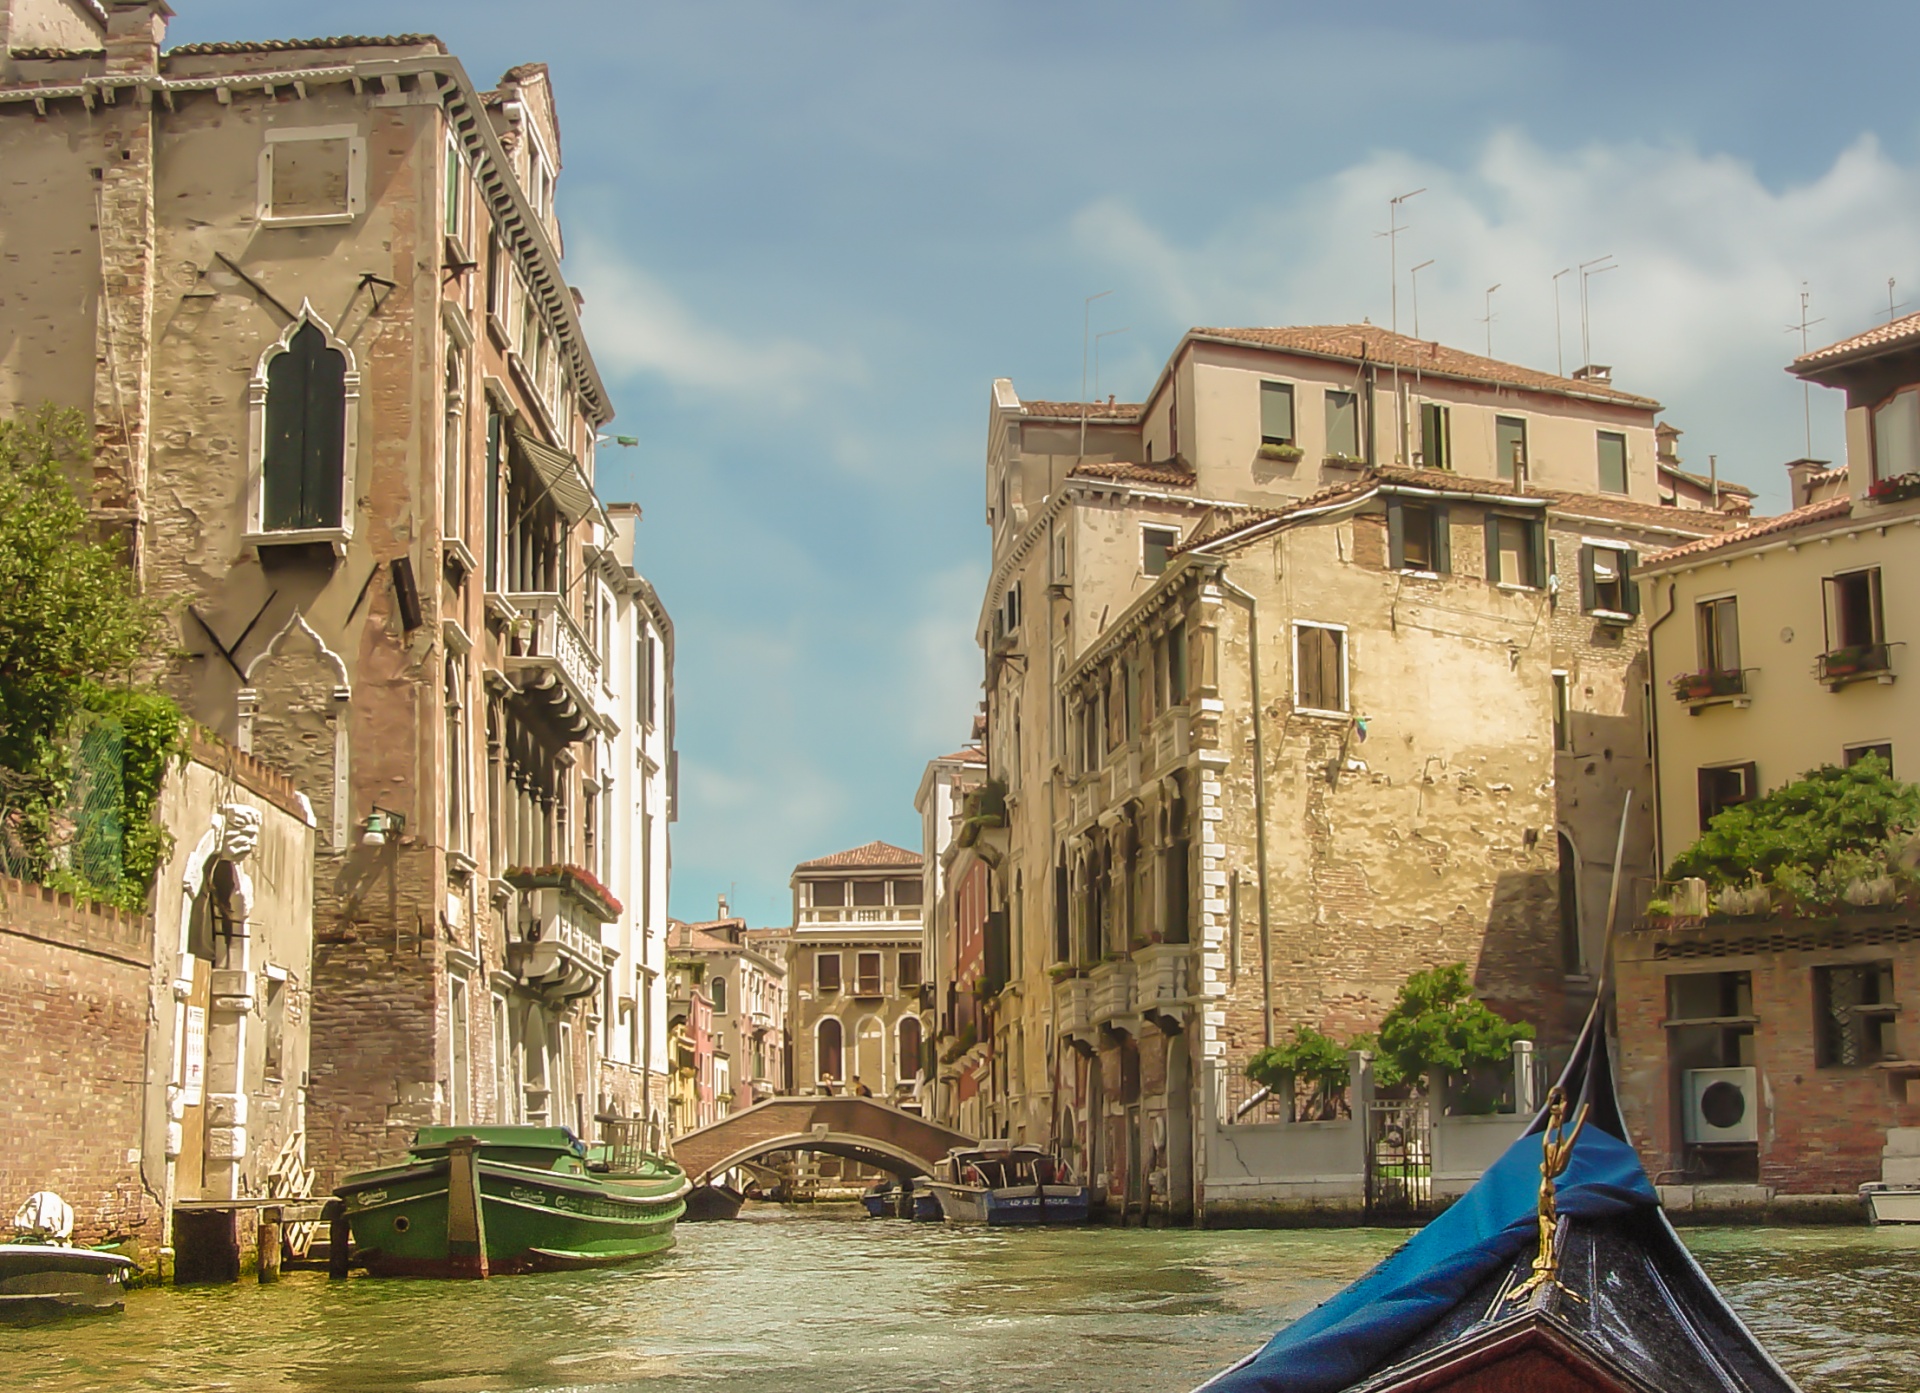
[1410,259,1435,340]
[1375,187,1426,335]
[1551,267,1574,377]
[1578,255,1618,372]
[1080,289,1114,463]
[1785,283,1824,458]
[1478,284,1501,357]
[1094,326,1130,403]
[1889,277,1909,323]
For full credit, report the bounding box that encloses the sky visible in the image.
[174,1,1920,927]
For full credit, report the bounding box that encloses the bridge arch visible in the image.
[670,1095,974,1185]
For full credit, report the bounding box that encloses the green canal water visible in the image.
[10,1208,1920,1392]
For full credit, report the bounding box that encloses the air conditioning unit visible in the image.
[1683,1067,1758,1144]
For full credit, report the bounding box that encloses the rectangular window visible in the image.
[1487,514,1543,588]
[1697,597,1741,675]
[898,951,923,989]
[1581,545,1638,616]
[260,126,366,226]
[892,878,923,906]
[855,952,883,996]
[1496,415,1528,482]
[444,133,465,240]
[1552,672,1570,752]
[484,407,502,586]
[1325,390,1359,459]
[1142,525,1179,577]
[1167,622,1188,705]
[1845,742,1894,774]
[1260,381,1295,445]
[1815,962,1898,1067]
[1667,970,1753,1022]
[448,974,470,1125]
[852,879,888,908]
[262,974,287,1081]
[1596,430,1629,494]
[811,880,846,908]
[1388,498,1449,574]
[1824,567,1885,651]
[816,953,842,994]
[1872,389,1920,483]
[1697,762,1757,829]
[485,228,506,325]
[1294,623,1346,714]
[1420,402,1451,470]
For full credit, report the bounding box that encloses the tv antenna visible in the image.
[1375,187,1425,335]
[1551,267,1574,377]
[1478,284,1501,357]
[1888,277,1909,323]
[1578,255,1618,372]
[1410,259,1435,340]
[1079,289,1114,462]
[1785,283,1824,458]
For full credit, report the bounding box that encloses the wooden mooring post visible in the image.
[256,1204,283,1283]
[327,1199,350,1280]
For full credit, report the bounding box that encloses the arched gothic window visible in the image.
[897,1015,922,1083]
[262,320,348,531]
[445,658,469,856]
[710,975,727,1014]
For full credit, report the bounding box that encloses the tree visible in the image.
[1246,1025,1351,1120]
[1372,963,1533,1096]
[0,407,176,903]
[1667,756,1920,905]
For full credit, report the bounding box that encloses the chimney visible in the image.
[103,1,170,76]
[1783,458,1831,509]
[716,893,729,921]
[1655,422,1682,467]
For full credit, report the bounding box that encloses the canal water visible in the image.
[11,1208,1920,1392]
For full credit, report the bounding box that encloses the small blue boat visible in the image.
[860,1175,943,1221]
[925,1142,1090,1226]
[1195,1006,1803,1393]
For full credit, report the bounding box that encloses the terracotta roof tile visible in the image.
[935,746,987,764]
[1192,325,1661,409]
[1069,458,1196,488]
[1537,489,1744,534]
[795,840,923,871]
[1656,461,1756,498]
[1792,311,1920,375]
[1019,399,1144,422]
[165,33,444,57]
[1644,495,1854,567]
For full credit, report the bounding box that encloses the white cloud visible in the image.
[568,241,863,407]
[1072,130,1920,505]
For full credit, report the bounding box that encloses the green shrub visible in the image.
[1373,963,1532,1093]
[1246,1025,1350,1119]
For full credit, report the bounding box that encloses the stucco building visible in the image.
[0,5,674,1186]
[668,905,788,1111]
[964,325,1739,1221]
[914,744,985,1129]
[1616,314,1920,1201]
[786,841,927,1104]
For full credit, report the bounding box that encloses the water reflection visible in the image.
[6,1210,1914,1392]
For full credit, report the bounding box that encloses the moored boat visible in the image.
[925,1142,1090,1226]
[860,1175,942,1220]
[683,1181,746,1222]
[1195,1011,1803,1393]
[336,1122,687,1278]
[1,1192,135,1318]
[1862,1182,1920,1224]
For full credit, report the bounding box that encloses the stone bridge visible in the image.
[670,1096,974,1182]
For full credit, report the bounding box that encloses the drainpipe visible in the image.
[1644,575,1679,878]
[1217,573,1274,1047]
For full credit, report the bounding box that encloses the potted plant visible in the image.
[1257,441,1304,463]
[1669,670,1718,702]
[1245,1025,1352,1121]
[1868,470,1920,502]
[1322,452,1367,470]
[1822,644,1869,678]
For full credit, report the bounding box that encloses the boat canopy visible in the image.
[1198,1015,1802,1393]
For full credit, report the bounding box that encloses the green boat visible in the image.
[335,1122,687,1278]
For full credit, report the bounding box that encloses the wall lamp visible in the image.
[361,806,408,848]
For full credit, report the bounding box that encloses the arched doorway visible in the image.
[816,1018,843,1088]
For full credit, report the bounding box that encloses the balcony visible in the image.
[797,904,922,927]
[1670,668,1750,712]
[505,866,617,1001]
[1069,776,1099,829]
[1134,942,1193,1009]
[1053,973,1092,1041]
[1149,710,1191,774]
[1818,643,1895,690]
[504,592,601,740]
[1088,957,1137,1025]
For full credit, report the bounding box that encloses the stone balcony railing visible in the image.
[505,864,619,1002]
[1148,709,1191,776]
[797,905,922,927]
[1134,942,1193,1021]
[505,592,602,739]
[1054,974,1093,1039]
[1088,957,1137,1024]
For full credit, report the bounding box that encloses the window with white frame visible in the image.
[259,125,366,226]
[1142,525,1179,576]
[1579,544,1638,617]
[252,312,358,538]
[444,132,466,242]
[1260,381,1295,446]
[1872,387,1920,483]
[1293,622,1347,714]
[443,347,466,543]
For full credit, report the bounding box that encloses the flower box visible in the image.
[1868,471,1920,502]
[1257,442,1304,463]
[504,862,624,920]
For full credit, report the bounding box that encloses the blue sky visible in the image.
[177,2,1920,926]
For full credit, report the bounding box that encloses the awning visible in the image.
[509,420,603,525]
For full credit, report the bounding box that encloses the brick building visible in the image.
[0,4,674,1188]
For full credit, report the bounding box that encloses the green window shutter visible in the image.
[1578,545,1597,612]
[1386,498,1406,571]
[1529,518,1548,589]
[262,321,346,531]
[1483,511,1502,584]
[1261,382,1294,444]
[1623,549,1641,617]
[1432,504,1452,574]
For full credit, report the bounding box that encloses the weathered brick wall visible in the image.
[0,879,160,1248]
